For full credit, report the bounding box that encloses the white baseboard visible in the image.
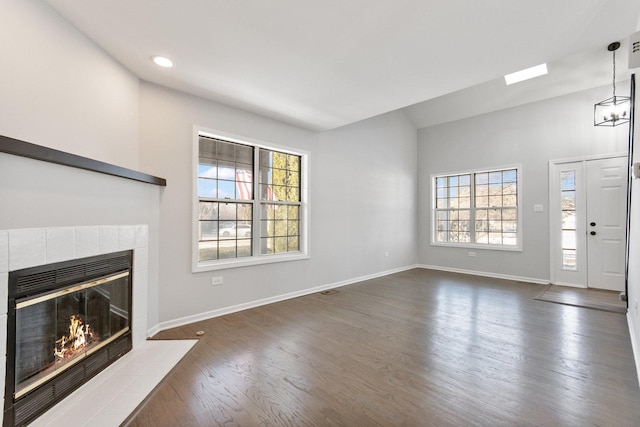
[155,264,418,333]
[147,324,160,339]
[628,312,640,388]
[418,264,549,285]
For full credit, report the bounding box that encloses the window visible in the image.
[560,170,577,270]
[194,130,307,271]
[433,167,521,249]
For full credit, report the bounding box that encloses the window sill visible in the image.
[193,252,309,272]
[430,242,522,252]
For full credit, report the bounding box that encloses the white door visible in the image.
[585,157,627,291]
[550,156,627,291]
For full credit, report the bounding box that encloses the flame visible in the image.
[54,314,94,361]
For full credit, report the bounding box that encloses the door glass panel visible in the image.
[561,170,577,271]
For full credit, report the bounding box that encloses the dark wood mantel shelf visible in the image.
[0,134,166,186]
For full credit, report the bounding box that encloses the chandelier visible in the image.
[594,42,630,127]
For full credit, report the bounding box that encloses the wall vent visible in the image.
[630,31,640,69]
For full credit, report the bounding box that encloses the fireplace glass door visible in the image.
[14,271,130,399]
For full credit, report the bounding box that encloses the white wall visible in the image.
[0,1,161,330]
[627,75,640,381]
[0,0,139,170]
[418,85,629,282]
[139,82,418,326]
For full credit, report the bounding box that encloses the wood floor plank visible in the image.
[126,269,640,426]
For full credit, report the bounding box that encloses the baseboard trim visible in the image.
[155,264,418,333]
[628,312,640,388]
[418,264,549,285]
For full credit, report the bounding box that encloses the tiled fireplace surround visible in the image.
[0,224,151,424]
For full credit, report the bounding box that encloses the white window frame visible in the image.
[430,165,523,251]
[192,126,309,272]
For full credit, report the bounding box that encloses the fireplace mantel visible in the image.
[0,134,166,186]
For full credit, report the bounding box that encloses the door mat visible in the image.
[535,284,626,314]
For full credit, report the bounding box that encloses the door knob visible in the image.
[590,231,596,236]
[590,222,596,226]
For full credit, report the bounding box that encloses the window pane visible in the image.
[198,179,217,198]
[562,191,575,210]
[489,172,502,183]
[236,145,253,164]
[199,137,216,159]
[218,161,235,180]
[288,236,300,251]
[503,233,517,245]
[199,241,217,262]
[562,230,576,250]
[562,211,576,229]
[503,195,517,207]
[436,177,446,188]
[503,169,517,183]
[459,175,471,186]
[502,209,517,221]
[489,195,502,207]
[476,173,488,185]
[561,171,575,191]
[288,205,299,219]
[217,141,235,161]
[476,196,488,208]
[218,181,235,199]
[476,231,488,243]
[199,221,218,241]
[563,249,577,270]
[198,162,216,179]
[287,155,300,171]
[237,239,252,257]
[199,202,218,220]
[219,241,237,259]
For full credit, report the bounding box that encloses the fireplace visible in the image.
[4,251,133,426]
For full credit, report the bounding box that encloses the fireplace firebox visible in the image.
[4,251,133,426]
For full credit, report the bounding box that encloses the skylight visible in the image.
[504,63,548,85]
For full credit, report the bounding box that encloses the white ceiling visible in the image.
[43,0,640,131]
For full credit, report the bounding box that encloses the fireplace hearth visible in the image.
[4,251,133,426]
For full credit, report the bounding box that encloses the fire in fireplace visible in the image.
[4,251,133,426]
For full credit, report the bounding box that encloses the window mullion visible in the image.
[252,146,260,256]
[470,173,476,243]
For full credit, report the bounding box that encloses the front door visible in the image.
[550,155,627,291]
[585,157,627,291]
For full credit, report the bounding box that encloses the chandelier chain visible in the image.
[612,48,616,99]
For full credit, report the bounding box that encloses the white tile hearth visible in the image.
[0,231,8,273]
[75,227,100,258]
[45,227,75,264]
[1,224,153,426]
[8,229,46,270]
[30,339,197,427]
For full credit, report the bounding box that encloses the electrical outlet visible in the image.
[384,252,389,257]
[468,252,476,257]
[211,276,223,286]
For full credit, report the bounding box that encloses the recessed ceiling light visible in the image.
[504,63,548,85]
[151,55,174,68]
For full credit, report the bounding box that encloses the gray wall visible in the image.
[627,77,640,377]
[418,85,629,281]
[0,0,161,332]
[0,0,140,170]
[139,82,418,326]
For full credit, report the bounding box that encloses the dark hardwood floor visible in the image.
[125,269,640,426]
